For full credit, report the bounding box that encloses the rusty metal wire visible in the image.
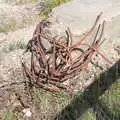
[22,13,113,92]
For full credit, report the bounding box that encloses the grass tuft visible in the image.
[40,0,71,16]
[81,109,96,120]
[8,41,26,51]
[0,41,26,54]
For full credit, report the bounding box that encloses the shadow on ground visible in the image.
[53,60,120,120]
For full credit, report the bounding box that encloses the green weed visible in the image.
[81,109,96,120]
[40,0,71,16]
[8,41,26,51]
[2,111,15,120]
[99,80,120,119]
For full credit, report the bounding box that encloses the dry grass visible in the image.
[5,0,39,4]
[0,15,39,33]
[0,19,17,33]
[34,90,72,119]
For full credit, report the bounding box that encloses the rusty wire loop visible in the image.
[22,13,113,92]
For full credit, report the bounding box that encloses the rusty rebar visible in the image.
[22,13,113,92]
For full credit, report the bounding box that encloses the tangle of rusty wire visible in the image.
[22,13,113,92]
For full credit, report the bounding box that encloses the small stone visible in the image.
[22,108,32,117]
